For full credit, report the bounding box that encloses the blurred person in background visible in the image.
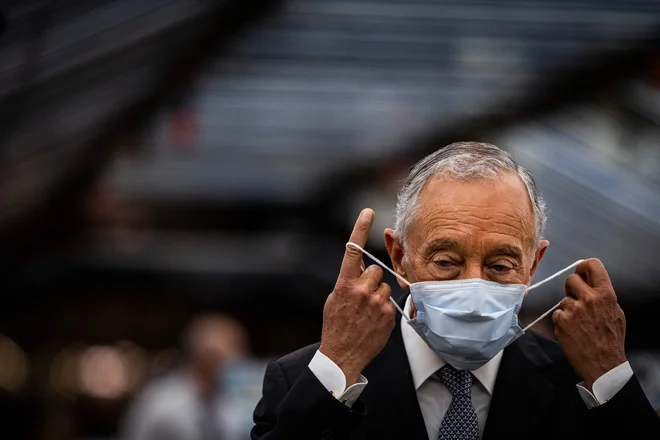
[120,312,249,440]
[252,142,660,440]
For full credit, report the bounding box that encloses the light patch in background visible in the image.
[454,35,529,114]
[0,334,29,392]
[117,340,150,394]
[78,345,131,399]
[50,342,153,399]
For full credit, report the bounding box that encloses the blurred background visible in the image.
[1,0,660,439]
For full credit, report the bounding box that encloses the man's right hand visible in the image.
[319,208,396,388]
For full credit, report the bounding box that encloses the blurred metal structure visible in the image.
[3,0,660,307]
[108,0,660,203]
[1,0,216,225]
[0,0,283,264]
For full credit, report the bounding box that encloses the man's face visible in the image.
[385,173,549,290]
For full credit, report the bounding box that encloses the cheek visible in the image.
[402,257,421,283]
[405,257,440,282]
[521,257,537,283]
[514,269,536,288]
[502,263,530,283]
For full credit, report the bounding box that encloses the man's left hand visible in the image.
[552,258,627,392]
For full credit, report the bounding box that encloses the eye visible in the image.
[488,259,516,273]
[491,264,511,273]
[434,259,457,269]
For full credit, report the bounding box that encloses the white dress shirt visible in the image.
[119,370,226,440]
[309,295,634,440]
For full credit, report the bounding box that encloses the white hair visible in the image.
[394,141,547,250]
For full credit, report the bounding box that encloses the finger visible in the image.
[552,308,561,323]
[565,273,591,300]
[559,296,578,312]
[552,309,565,339]
[340,209,375,280]
[382,298,396,319]
[552,308,569,327]
[360,265,384,292]
[373,282,392,303]
[574,258,612,289]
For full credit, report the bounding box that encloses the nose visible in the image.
[460,261,483,280]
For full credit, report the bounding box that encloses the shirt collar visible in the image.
[400,294,502,395]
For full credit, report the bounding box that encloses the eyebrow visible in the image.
[491,245,524,261]
[425,238,465,253]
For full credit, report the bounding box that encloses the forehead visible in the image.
[409,173,536,252]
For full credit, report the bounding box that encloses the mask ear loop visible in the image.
[346,242,412,321]
[521,259,585,333]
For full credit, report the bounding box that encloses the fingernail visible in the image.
[361,209,373,221]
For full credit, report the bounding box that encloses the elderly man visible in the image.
[251,142,659,440]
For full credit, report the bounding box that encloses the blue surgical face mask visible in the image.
[346,242,583,371]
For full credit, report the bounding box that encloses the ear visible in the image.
[529,239,549,281]
[384,228,410,290]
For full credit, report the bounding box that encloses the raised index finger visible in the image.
[339,208,375,280]
[574,258,612,289]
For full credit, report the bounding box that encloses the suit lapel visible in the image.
[482,333,558,439]
[360,293,428,440]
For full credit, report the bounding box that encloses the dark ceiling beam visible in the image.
[90,199,313,232]
[0,0,286,267]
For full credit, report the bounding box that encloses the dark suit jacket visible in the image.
[251,296,659,440]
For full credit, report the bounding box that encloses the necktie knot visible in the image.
[437,364,472,396]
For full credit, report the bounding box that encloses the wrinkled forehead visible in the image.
[407,173,537,253]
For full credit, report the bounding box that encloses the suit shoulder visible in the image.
[276,342,320,367]
[526,330,565,360]
[270,342,321,384]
